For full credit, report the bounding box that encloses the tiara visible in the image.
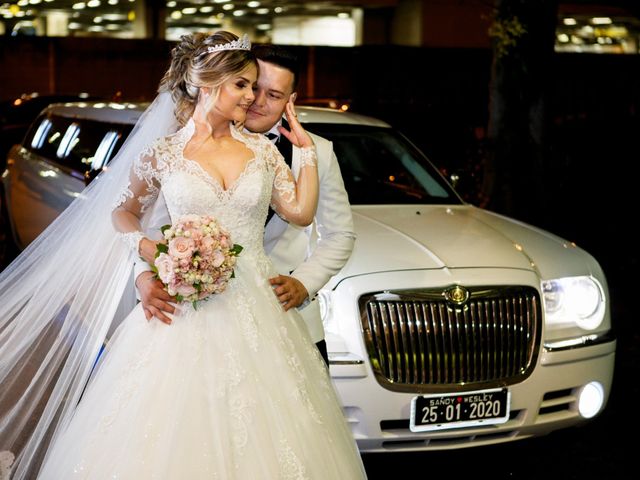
[203,33,251,55]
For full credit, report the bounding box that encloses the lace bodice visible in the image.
[114,120,316,257]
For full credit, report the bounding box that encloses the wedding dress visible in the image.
[34,120,368,479]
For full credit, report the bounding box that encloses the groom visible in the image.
[135,44,355,366]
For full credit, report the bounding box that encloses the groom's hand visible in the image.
[136,271,176,324]
[269,275,308,311]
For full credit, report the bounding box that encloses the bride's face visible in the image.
[204,63,257,124]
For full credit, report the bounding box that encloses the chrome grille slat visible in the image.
[359,286,541,392]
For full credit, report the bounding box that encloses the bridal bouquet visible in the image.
[153,214,242,307]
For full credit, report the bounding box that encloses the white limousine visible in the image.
[2,102,615,452]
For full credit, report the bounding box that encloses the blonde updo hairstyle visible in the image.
[159,31,256,126]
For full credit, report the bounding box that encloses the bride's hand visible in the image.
[278,99,314,149]
[139,237,163,265]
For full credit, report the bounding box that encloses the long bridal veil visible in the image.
[0,92,179,479]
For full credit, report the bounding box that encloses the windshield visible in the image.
[303,124,461,205]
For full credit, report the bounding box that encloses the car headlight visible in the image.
[542,276,605,330]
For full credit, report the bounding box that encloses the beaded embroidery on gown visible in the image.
[36,121,367,479]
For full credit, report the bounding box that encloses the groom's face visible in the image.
[245,59,296,134]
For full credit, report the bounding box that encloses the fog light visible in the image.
[577,382,604,419]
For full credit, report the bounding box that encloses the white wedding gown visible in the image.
[37,122,367,479]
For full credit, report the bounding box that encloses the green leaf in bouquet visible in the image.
[155,243,168,257]
[175,294,184,303]
[160,224,172,235]
[194,282,202,292]
[231,270,235,278]
[230,244,243,256]
[192,300,198,310]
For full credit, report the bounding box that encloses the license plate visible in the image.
[410,388,510,432]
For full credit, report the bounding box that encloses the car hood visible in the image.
[337,204,601,282]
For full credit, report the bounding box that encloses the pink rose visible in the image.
[199,236,215,255]
[154,253,175,284]
[212,249,225,268]
[187,227,203,242]
[179,214,202,228]
[169,237,195,260]
[175,282,197,297]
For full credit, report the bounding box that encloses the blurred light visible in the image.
[31,119,52,149]
[72,2,85,10]
[17,0,27,6]
[592,17,612,25]
[274,6,283,13]
[222,4,233,11]
[580,25,594,34]
[248,1,260,7]
[256,8,269,14]
[103,13,125,20]
[233,9,245,16]
[167,1,176,6]
[182,7,197,14]
[94,16,102,23]
[108,0,118,4]
[87,0,100,7]
[200,6,213,13]
[256,23,270,30]
[557,33,569,43]
[338,12,349,19]
[68,22,81,29]
[38,169,58,178]
[170,11,182,19]
[57,124,80,159]
[563,17,577,25]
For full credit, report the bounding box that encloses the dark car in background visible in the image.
[0,93,103,168]
[1,101,141,251]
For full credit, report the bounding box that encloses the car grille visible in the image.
[359,286,541,392]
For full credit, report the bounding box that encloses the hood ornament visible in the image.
[444,285,470,306]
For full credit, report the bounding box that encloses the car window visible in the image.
[304,123,461,205]
[24,113,132,175]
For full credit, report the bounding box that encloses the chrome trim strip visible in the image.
[544,331,615,351]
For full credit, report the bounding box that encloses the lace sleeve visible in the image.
[112,143,162,252]
[269,143,319,227]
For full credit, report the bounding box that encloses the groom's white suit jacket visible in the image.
[264,131,355,343]
[135,130,355,344]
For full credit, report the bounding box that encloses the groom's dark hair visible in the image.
[252,44,300,92]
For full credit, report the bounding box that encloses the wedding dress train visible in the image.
[36,121,367,479]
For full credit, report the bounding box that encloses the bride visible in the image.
[0,31,367,479]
